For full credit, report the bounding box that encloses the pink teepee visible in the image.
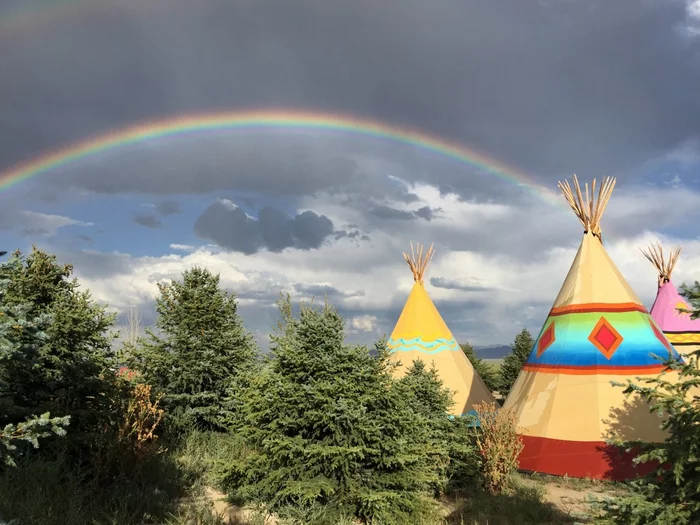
[642,243,700,354]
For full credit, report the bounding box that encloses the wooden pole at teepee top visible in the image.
[558,174,616,242]
[640,241,682,288]
[403,242,435,285]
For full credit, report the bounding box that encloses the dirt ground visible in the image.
[523,475,624,521]
[205,476,622,524]
[206,487,278,524]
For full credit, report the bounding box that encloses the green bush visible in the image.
[0,248,118,444]
[129,267,259,434]
[224,295,443,524]
[473,402,523,495]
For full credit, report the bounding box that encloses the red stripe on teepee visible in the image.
[522,363,676,375]
[549,303,646,316]
[518,435,657,481]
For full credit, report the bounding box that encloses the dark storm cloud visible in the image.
[293,283,365,299]
[368,204,442,221]
[334,227,371,243]
[2,0,700,203]
[132,213,162,229]
[50,248,134,280]
[413,206,440,221]
[154,200,182,216]
[430,277,495,292]
[193,200,335,254]
[369,206,416,221]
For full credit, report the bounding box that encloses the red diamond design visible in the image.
[588,317,623,359]
[536,322,556,358]
[649,319,674,353]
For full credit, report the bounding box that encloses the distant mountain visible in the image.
[473,344,512,359]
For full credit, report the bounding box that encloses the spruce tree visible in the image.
[597,281,700,524]
[460,342,500,392]
[0,248,116,437]
[228,295,441,524]
[397,360,480,495]
[0,269,70,465]
[499,328,534,396]
[131,267,257,432]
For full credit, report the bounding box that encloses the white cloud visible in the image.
[680,0,700,37]
[350,315,379,333]
[66,181,700,348]
[169,243,195,252]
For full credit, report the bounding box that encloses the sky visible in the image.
[1,0,700,349]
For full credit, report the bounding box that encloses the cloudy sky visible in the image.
[2,0,700,349]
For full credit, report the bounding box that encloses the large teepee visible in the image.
[387,242,495,416]
[641,242,700,354]
[503,176,683,481]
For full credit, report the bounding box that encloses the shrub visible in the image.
[398,359,482,496]
[129,267,258,434]
[226,295,442,525]
[0,413,70,467]
[0,253,71,465]
[473,402,523,494]
[118,383,165,455]
[0,248,118,443]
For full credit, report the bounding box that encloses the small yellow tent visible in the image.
[387,242,496,416]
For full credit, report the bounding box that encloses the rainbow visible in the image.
[0,109,561,205]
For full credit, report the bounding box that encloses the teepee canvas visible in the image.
[387,243,495,416]
[503,176,683,481]
[642,243,700,354]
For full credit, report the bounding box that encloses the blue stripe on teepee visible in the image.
[526,311,682,368]
[387,337,461,354]
[448,409,482,427]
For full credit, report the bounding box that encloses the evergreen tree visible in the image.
[397,360,480,495]
[0,268,70,465]
[460,342,500,392]
[499,328,534,396]
[597,281,700,524]
[0,248,116,437]
[227,295,442,524]
[131,267,257,432]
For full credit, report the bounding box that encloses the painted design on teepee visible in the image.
[387,242,496,416]
[587,317,623,359]
[388,337,461,354]
[503,175,684,481]
[536,321,555,357]
[641,242,700,351]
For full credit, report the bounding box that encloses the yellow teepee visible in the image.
[387,242,496,416]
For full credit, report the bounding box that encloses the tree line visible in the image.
[1,246,700,524]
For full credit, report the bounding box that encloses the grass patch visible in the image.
[483,359,504,371]
[0,432,249,525]
[445,481,581,525]
[0,447,197,525]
